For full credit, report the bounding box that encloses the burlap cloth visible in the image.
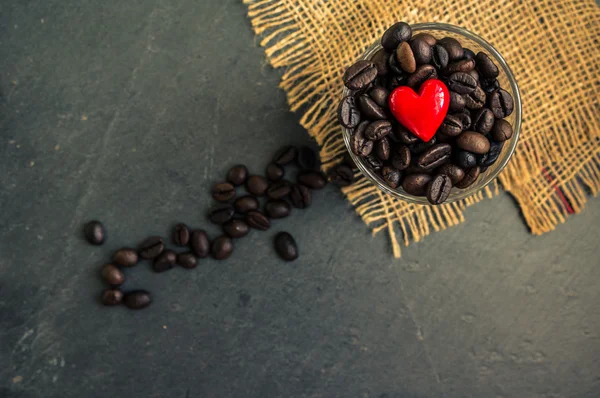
[244,0,600,257]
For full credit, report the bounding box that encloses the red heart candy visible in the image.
[388,79,450,143]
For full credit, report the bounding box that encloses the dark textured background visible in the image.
[1,1,599,397]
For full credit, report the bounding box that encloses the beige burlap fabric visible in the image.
[244,0,600,257]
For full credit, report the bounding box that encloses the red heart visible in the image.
[388,79,450,143]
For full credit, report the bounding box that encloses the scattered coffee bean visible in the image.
[84,220,106,245]
[456,131,490,154]
[246,175,269,196]
[475,52,499,78]
[381,166,402,189]
[234,195,260,213]
[211,236,233,260]
[274,232,298,261]
[438,114,463,136]
[479,141,504,167]
[417,143,452,170]
[436,164,465,185]
[101,264,125,286]
[172,223,190,246]
[391,145,411,170]
[491,119,513,142]
[329,164,355,186]
[290,184,312,209]
[223,219,250,238]
[272,146,298,165]
[371,48,390,76]
[266,200,292,219]
[113,248,138,267]
[449,91,466,112]
[375,137,391,160]
[343,60,378,90]
[226,165,248,186]
[488,88,514,118]
[153,249,176,273]
[381,22,412,51]
[351,121,374,157]
[432,44,449,70]
[177,252,198,269]
[123,290,151,310]
[396,41,416,73]
[456,150,478,168]
[402,173,432,196]
[267,180,292,200]
[101,289,123,306]
[455,166,481,189]
[406,64,437,89]
[190,230,210,258]
[298,171,327,189]
[369,86,390,108]
[297,146,319,170]
[338,96,361,129]
[464,86,486,109]
[438,37,463,61]
[208,204,235,224]
[410,36,433,65]
[358,94,387,120]
[427,174,453,204]
[246,211,271,231]
[447,72,477,94]
[365,120,393,140]
[266,163,284,181]
[138,236,165,259]
[212,182,236,202]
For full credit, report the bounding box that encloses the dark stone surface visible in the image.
[1,1,599,397]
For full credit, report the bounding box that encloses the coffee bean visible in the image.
[212,182,236,202]
[388,52,406,76]
[266,163,284,182]
[153,249,176,273]
[274,232,298,261]
[475,52,499,78]
[455,166,481,189]
[101,264,125,286]
[267,180,292,199]
[438,37,464,61]
[369,86,390,108]
[456,131,490,154]
[138,236,164,259]
[402,173,432,196]
[190,230,210,258]
[491,119,513,142]
[381,166,402,189]
[427,174,453,204]
[413,33,437,46]
[463,48,475,60]
[208,203,235,224]
[435,132,454,144]
[488,88,514,118]
[351,121,373,157]
[391,145,411,170]
[479,141,504,167]
[444,58,475,75]
[113,248,138,267]
[357,94,387,120]
[472,108,495,134]
[289,184,312,209]
[394,123,419,144]
[123,290,151,310]
[234,195,259,213]
[83,220,105,245]
[464,86,486,109]
[337,96,361,129]
[447,72,477,94]
[410,36,432,65]
[329,164,355,186]
[343,60,378,90]
[266,200,291,219]
[381,22,412,51]
[223,219,250,238]
[246,175,269,196]
[456,150,478,168]
[177,252,198,269]
[446,91,465,113]
[226,165,248,186]
[172,223,190,246]
[364,154,383,171]
[396,42,416,74]
[101,289,123,306]
[273,145,298,165]
[438,114,463,136]
[432,44,449,70]
[211,236,233,260]
[480,166,489,173]
[406,64,437,89]
[454,110,472,130]
[436,164,465,184]
[410,136,437,154]
[481,78,500,93]
[404,164,432,175]
[298,171,327,189]
[246,211,271,231]
[371,48,390,76]
[417,143,452,170]
[468,68,480,81]
[375,137,391,160]
[297,146,319,170]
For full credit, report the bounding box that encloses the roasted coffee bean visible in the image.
[481,78,500,93]
[456,150,478,168]
[468,68,480,81]
[123,290,151,310]
[337,96,361,129]
[432,44,449,70]
[223,219,250,239]
[449,91,466,112]
[427,174,453,205]
[436,164,465,184]
[266,200,292,219]
[394,124,420,144]
[357,94,387,120]
[371,48,390,76]
[298,171,327,189]
[396,42,416,74]
[491,119,513,142]
[343,61,378,90]
[297,146,319,170]
[488,88,514,118]
[447,72,477,94]
[410,35,433,65]
[406,64,437,89]
[177,252,197,269]
[212,182,235,202]
[456,131,490,154]
[351,121,373,157]
[463,48,475,60]
[84,220,105,245]
[274,232,298,261]
[113,248,138,267]
[472,108,495,134]
[381,166,402,189]
[364,154,383,171]
[402,173,432,196]
[404,164,432,175]
[480,166,489,173]
[172,223,190,246]
[267,180,292,200]
[211,236,233,260]
[444,58,475,75]
[375,137,391,160]
[455,166,481,189]
[369,86,390,108]
[464,86,486,109]
[479,141,504,167]
[190,230,210,258]
[226,165,248,186]
[417,143,452,170]
[391,145,411,170]
[454,110,472,130]
[475,52,499,78]
[138,236,164,260]
[410,136,437,154]
[153,249,176,273]
[381,22,412,50]
[365,120,393,141]
[435,132,454,143]
[234,195,259,213]
[290,184,312,209]
[388,52,406,76]
[246,175,269,196]
[273,146,297,165]
[101,289,123,306]
[266,163,284,182]
[438,114,463,136]
[438,37,464,61]
[246,211,271,231]
[208,204,235,225]
[329,164,355,186]
[101,264,125,286]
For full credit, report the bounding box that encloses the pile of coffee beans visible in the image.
[338,22,515,205]
[84,145,348,310]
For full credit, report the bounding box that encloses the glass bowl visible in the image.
[341,23,522,205]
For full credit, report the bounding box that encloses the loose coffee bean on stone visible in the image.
[246,211,271,231]
[455,166,481,189]
[123,290,151,310]
[273,146,298,165]
[172,223,190,246]
[381,22,412,51]
[223,219,250,239]
[427,174,453,205]
[491,119,513,142]
[234,195,260,214]
[101,264,125,286]
[298,171,327,189]
[84,220,105,245]
[375,137,391,160]
[266,200,292,219]
[208,203,235,225]
[113,248,138,268]
[246,175,269,196]
[274,232,299,262]
[212,182,236,202]
[101,289,123,306]
[338,96,361,129]
[138,236,165,259]
[456,131,491,154]
[177,252,198,269]
[211,236,233,260]
[190,230,210,258]
[267,180,292,200]
[266,163,285,182]
[402,173,432,196]
[226,165,248,186]
[343,60,378,90]
[297,146,319,170]
[289,184,312,209]
[153,249,176,273]
[329,164,355,187]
